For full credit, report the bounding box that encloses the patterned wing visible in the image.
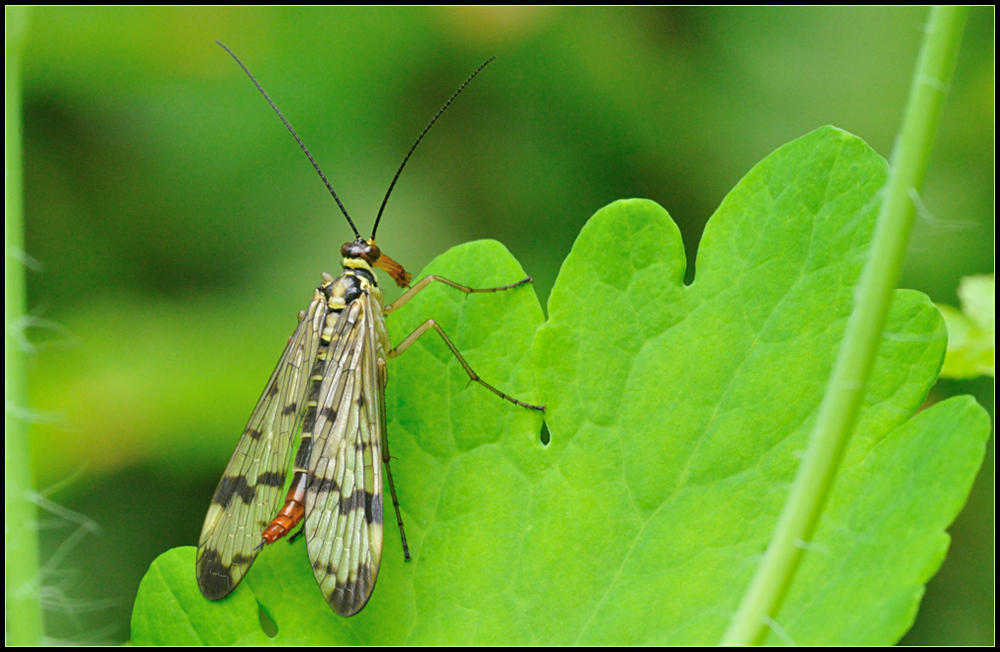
[196,288,327,600]
[304,293,385,616]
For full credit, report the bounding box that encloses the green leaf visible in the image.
[937,274,995,378]
[956,275,994,332]
[131,547,271,645]
[530,127,988,645]
[132,127,988,644]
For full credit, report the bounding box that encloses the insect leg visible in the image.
[388,320,545,412]
[377,358,411,562]
[382,440,411,562]
[288,523,306,544]
[383,274,532,315]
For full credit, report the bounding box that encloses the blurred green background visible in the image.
[14,7,993,644]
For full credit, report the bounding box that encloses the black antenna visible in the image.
[370,57,495,240]
[216,41,362,240]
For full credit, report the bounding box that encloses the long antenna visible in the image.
[216,41,362,240]
[370,57,495,240]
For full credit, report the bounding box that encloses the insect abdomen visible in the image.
[260,471,309,544]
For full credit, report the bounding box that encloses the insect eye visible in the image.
[341,241,372,259]
[365,242,381,262]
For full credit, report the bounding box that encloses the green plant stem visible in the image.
[721,6,969,646]
[5,5,45,645]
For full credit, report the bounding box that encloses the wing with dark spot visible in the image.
[304,293,385,616]
[196,289,327,600]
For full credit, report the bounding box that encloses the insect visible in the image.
[196,43,544,617]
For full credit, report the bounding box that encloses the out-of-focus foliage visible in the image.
[937,275,995,379]
[18,7,993,645]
